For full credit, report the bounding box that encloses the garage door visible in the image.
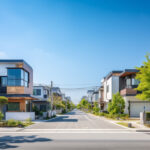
[130,101,150,117]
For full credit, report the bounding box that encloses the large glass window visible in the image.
[132,78,140,86]
[126,78,131,88]
[1,77,7,87]
[33,89,41,96]
[7,69,29,87]
[8,102,20,111]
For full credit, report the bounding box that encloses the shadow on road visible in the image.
[0,135,52,149]
[49,116,78,122]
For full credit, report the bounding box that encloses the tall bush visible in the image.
[108,92,125,114]
[0,96,8,113]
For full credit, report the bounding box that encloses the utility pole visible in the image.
[50,81,53,117]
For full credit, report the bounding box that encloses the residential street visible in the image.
[27,109,124,129]
[0,110,150,150]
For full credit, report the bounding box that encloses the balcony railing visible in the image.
[120,88,137,96]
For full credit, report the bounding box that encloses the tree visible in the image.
[0,112,3,121]
[93,102,100,114]
[108,92,125,114]
[48,94,64,110]
[0,96,8,113]
[135,54,150,101]
[77,98,92,111]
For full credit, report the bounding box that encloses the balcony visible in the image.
[120,88,137,96]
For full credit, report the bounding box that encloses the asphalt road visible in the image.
[27,109,124,129]
[1,110,150,150]
[1,132,150,150]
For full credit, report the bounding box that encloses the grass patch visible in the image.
[117,122,135,128]
[0,118,34,128]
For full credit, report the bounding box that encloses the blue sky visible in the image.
[0,0,150,103]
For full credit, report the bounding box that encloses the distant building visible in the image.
[32,84,50,112]
[87,90,94,103]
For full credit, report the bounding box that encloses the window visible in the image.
[126,78,131,88]
[132,78,140,86]
[8,102,20,111]
[40,105,47,111]
[107,85,109,93]
[33,89,41,96]
[44,95,47,98]
[24,71,29,87]
[7,69,29,87]
[1,77,7,87]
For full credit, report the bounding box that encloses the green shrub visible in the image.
[146,112,150,121]
[108,92,125,114]
[99,112,105,116]
[6,119,18,127]
[25,118,32,124]
[99,112,129,120]
[93,112,99,116]
[62,109,67,114]
[0,112,4,121]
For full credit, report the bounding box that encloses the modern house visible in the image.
[99,85,104,110]
[102,70,123,110]
[0,59,36,120]
[119,69,150,117]
[87,90,94,104]
[91,90,99,103]
[32,84,50,112]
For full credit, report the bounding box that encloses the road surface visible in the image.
[27,109,124,129]
[0,109,150,150]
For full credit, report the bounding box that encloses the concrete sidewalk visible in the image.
[88,113,150,131]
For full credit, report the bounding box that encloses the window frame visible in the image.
[7,68,29,87]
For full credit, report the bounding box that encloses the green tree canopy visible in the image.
[77,98,91,110]
[0,96,8,113]
[108,92,125,114]
[136,54,150,101]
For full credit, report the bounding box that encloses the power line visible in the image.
[59,86,100,91]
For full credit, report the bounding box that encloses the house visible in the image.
[99,85,104,110]
[32,84,50,112]
[91,90,99,103]
[0,59,36,120]
[87,90,94,104]
[51,87,62,96]
[119,69,150,117]
[102,70,123,110]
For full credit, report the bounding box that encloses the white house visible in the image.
[32,84,50,112]
[87,90,94,104]
[102,71,123,110]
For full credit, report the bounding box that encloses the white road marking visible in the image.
[0,131,149,134]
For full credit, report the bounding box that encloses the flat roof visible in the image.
[0,59,32,69]
[120,69,139,77]
[105,70,123,79]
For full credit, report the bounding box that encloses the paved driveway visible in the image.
[27,109,124,129]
